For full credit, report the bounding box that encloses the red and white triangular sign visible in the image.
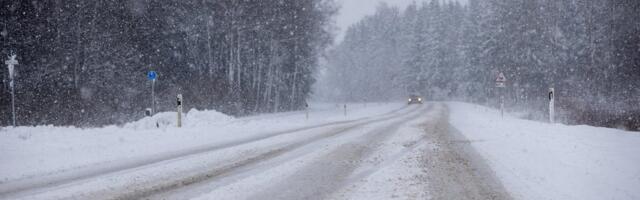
[496,72,507,82]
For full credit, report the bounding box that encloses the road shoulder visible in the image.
[331,103,512,200]
[418,104,512,200]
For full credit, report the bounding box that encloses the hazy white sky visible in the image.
[335,0,467,43]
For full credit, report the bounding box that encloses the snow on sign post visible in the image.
[549,88,555,124]
[5,54,18,126]
[147,71,157,115]
[495,72,507,118]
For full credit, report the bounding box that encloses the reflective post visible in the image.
[344,104,347,117]
[177,94,183,127]
[305,103,309,120]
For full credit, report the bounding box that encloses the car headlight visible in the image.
[418,98,422,101]
[408,98,412,101]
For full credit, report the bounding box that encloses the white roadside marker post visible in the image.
[5,54,18,127]
[177,94,183,128]
[305,103,309,120]
[549,88,555,124]
[344,104,347,117]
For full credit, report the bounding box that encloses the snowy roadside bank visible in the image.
[0,102,403,187]
[447,102,640,200]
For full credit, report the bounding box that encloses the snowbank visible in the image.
[185,109,235,127]
[447,102,640,200]
[123,109,234,130]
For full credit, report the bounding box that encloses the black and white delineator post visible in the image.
[5,54,18,126]
[177,94,183,127]
[305,103,309,120]
[549,88,555,124]
[496,72,507,118]
[344,104,347,117]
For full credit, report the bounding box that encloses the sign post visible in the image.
[549,88,555,123]
[5,54,18,126]
[177,94,183,127]
[147,71,157,115]
[495,72,507,118]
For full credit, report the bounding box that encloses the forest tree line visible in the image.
[320,0,640,129]
[1,0,336,126]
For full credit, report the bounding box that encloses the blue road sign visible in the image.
[148,71,157,80]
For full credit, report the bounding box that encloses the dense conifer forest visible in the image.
[319,0,640,129]
[1,0,336,126]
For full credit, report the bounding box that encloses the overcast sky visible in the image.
[334,0,467,43]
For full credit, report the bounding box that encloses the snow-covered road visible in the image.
[1,103,510,200]
[0,102,404,196]
[3,102,637,200]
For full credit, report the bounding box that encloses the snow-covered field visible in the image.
[448,102,640,200]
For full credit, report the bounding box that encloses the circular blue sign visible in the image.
[147,71,157,80]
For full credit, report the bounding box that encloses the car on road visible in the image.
[408,95,423,104]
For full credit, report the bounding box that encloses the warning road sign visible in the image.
[496,72,507,88]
